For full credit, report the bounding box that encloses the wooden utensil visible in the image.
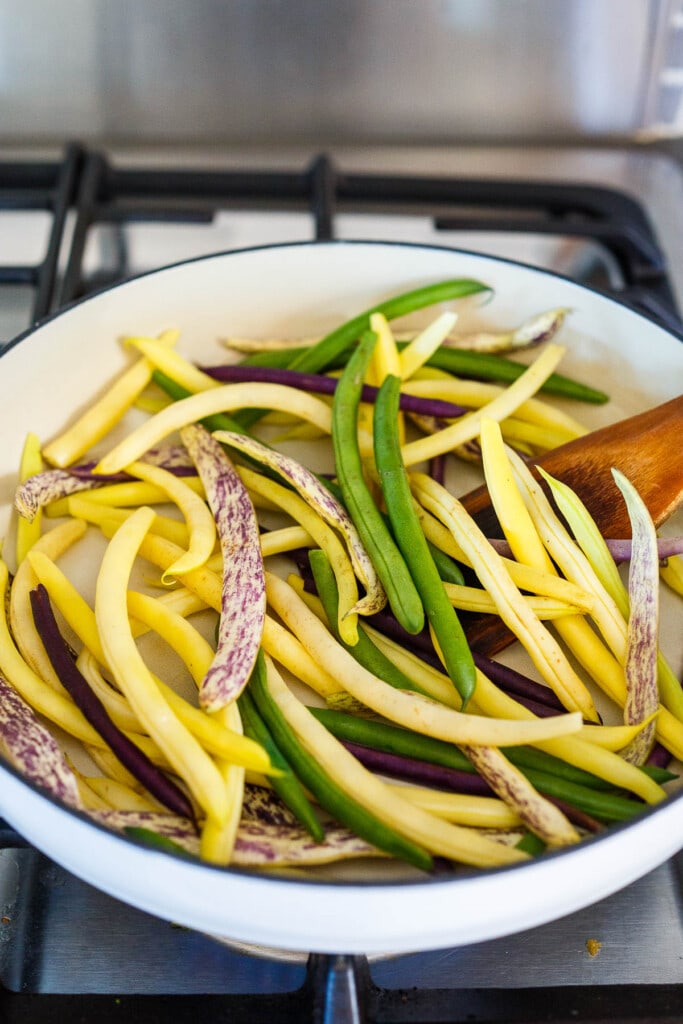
[460,394,683,656]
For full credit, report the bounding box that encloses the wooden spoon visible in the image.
[459,394,683,656]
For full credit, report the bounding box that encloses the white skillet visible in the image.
[0,241,680,955]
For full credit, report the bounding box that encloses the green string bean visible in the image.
[248,651,434,871]
[239,682,324,841]
[331,330,425,634]
[373,373,477,707]
[308,548,431,697]
[288,277,490,375]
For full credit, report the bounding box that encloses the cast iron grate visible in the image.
[56,149,682,333]
[0,143,83,325]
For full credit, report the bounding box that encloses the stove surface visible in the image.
[0,141,682,1021]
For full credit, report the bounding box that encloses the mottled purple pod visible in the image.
[0,674,82,810]
[180,424,266,711]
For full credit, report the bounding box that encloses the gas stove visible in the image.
[1,141,682,1022]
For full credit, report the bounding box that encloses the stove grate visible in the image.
[0,144,83,325]
[55,149,681,333]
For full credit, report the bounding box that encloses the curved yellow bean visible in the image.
[16,432,44,565]
[11,519,87,693]
[94,506,229,821]
[43,329,179,467]
[265,571,582,747]
[238,465,360,644]
[400,343,567,466]
[94,383,334,475]
[125,460,215,579]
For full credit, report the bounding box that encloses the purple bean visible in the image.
[201,362,468,419]
[341,740,494,795]
[29,584,196,822]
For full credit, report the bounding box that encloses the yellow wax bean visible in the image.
[660,554,683,597]
[125,460,216,579]
[260,525,314,558]
[388,785,522,828]
[11,519,87,693]
[404,374,588,438]
[412,474,599,723]
[76,648,143,732]
[443,582,587,620]
[125,335,219,394]
[262,613,343,700]
[400,344,567,466]
[94,506,229,821]
[265,571,582,747]
[84,775,166,813]
[370,313,404,443]
[66,495,190,548]
[398,313,458,381]
[16,432,44,565]
[94,383,334,475]
[42,329,179,467]
[47,477,205,517]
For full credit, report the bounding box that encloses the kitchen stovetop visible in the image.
[0,139,682,1022]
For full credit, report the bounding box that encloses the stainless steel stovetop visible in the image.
[0,140,682,1021]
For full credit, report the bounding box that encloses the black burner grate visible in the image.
[0,144,83,325]
[55,149,681,333]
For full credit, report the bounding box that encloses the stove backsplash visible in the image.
[2,0,683,148]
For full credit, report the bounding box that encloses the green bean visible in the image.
[124,826,196,859]
[515,832,546,855]
[239,345,607,405]
[238,682,324,841]
[331,330,425,634]
[248,651,433,871]
[417,347,609,404]
[426,540,465,585]
[308,708,647,824]
[308,548,430,697]
[288,278,490,375]
[373,373,476,707]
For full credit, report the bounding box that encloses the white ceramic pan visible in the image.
[0,241,681,955]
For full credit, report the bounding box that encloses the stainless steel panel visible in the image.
[0,0,666,145]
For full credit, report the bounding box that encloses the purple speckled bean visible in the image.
[14,444,198,522]
[181,424,265,712]
[606,536,683,564]
[614,470,660,765]
[461,744,578,847]
[214,429,386,617]
[92,808,377,865]
[0,675,82,809]
[14,469,101,522]
[241,783,300,827]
